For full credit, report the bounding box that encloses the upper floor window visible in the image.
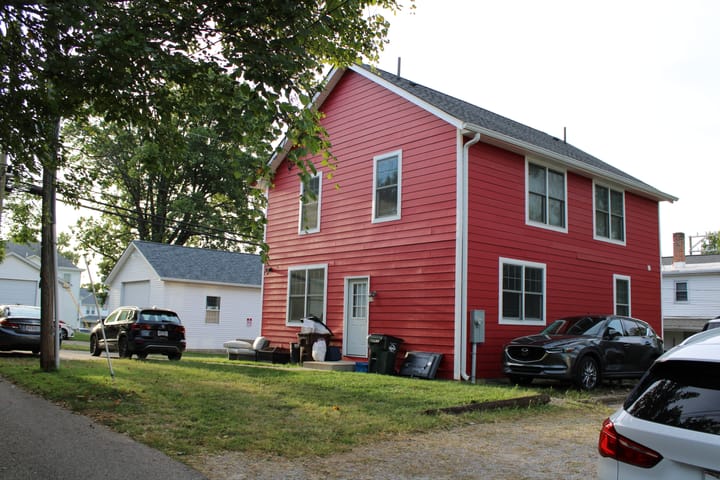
[499,257,546,325]
[675,281,688,302]
[287,265,327,325]
[614,275,631,316]
[526,161,567,231]
[299,174,321,234]
[206,296,220,324]
[373,150,402,222]
[595,183,625,243]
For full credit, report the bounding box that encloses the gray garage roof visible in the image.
[5,241,80,270]
[130,241,262,287]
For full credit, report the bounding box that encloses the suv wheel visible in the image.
[575,356,600,390]
[90,334,101,356]
[136,352,148,360]
[167,352,182,361]
[118,336,132,359]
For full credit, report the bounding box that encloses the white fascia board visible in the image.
[463,122,678,203]
[349,65,465,129]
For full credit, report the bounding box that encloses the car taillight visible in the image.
[0,319,19,329]
[130,323,152,331]
[599,418,662,468]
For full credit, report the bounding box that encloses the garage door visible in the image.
[121,280,150,307]
[0,279,38,305]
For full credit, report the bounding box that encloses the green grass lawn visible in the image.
[0,350,597,462]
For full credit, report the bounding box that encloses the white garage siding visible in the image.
[164,281,262,350]
[0,279,39,305]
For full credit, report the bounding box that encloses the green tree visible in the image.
[1,0,404,369]
[701,231,720,255]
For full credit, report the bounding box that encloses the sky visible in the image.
[372,0,720,256]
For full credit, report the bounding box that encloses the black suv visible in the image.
[503,314,664,390]
[90,306,186,360]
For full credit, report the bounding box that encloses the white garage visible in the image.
[105,241,263,351]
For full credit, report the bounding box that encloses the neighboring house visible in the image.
[0,241,83,328]
[78,287,108,329]
[261,65,676,380]
[104,241,262,350]
[661,232,720,348]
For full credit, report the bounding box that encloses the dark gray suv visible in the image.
[503,314,664,390]
[90,306,186,360]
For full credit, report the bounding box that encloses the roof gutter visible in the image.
[456,132,481,381]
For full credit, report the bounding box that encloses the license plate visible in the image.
[24,325,40,333]
[157,330,168,337]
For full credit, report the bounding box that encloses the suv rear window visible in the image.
[625,360,720,435]
[139,311,181,324]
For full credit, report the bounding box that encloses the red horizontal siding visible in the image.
[465,143,663,378]
[263,70,460,377]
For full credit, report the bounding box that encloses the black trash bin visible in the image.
[367,334,404,374]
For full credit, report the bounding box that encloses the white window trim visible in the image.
[613,274,631,316]
[286,263,328,326]
[298,174,321,234]
[674,280,688,303]
[593,180,627,246]
[498,257,547,326]
[524,158,568,233]
[372,149,402,223]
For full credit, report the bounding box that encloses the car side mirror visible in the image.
[605,328,622,340]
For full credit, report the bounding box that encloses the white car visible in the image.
[59,320,74,340]
[598,332,720,479]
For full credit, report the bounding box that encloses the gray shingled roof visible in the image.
[131,241,262,286]
[355,65,674,201]
[6,241,80,269]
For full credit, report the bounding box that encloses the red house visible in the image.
[260,65,676,380]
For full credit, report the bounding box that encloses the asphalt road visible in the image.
[0,370,207,480]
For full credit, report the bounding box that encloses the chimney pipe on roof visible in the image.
[397,57,401,77]
[673,232,686,265]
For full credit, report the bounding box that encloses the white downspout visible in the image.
[458,132,481,381]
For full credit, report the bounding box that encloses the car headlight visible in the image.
[546,346,577,354]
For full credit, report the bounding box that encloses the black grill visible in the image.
[506,345,546,362]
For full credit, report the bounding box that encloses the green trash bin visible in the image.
[367,334,403,374]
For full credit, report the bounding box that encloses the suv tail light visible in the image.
[599,418,662,468]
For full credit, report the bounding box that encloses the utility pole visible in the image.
[0,152,7,230]
[40,118,60,371]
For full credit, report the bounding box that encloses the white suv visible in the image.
[598,332,720,479]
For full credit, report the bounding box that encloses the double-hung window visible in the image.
[205,296,221,324]
[614,275,631,316]
[595,183,625,243]
[499,258,546,325]
[527,161,566,230]
[299,174,321,233]
[373,150,402,222]
[287,265,327,325]
[674,281,688,302]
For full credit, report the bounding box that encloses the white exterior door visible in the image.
[344,277,369,357]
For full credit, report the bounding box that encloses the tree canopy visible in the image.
[1,0,406,268]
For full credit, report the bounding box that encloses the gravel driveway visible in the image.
[190,397,620,480]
